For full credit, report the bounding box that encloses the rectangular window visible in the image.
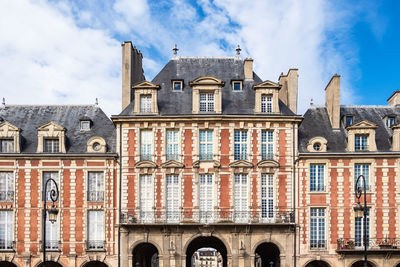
[346,116,353,127]
[80,121,91,131]
[199,174,213,223]
[234,130,247,160]
[261,131,273,160]
[310,164,325,192]
[387,117,395,128]
[355,208,370,247]
[199,130,213,160]
[43,172,59,202]
[0,172,13,202]
[140,94,152,113]
[261,95,272,113]
[355,135,368,151]
[199,93,214,112]
[140,130,152,161]
[310,208,326,249]
[232,81,242,91]
[354,164,369,191]
[45,211,59,250]
[88,211,104,250]
[234,174,248,222]
[261,174,274,221]
[0,211,13,250]
[166,130,179,161]
[166,175,179,223]
[140,175,153,223]
[0,139,14,153]
[88,172,104,202]
[173,81,183,91]
[43,138,59,153]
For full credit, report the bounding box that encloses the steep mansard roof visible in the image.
[119,57,295,116]
[299,105,400,153]
[0,105,115,154]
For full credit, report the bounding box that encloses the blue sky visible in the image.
[0,0,398,116]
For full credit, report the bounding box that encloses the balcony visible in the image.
[45,240,60,250]
[0,239,13,250]
[120,209,295,225]
[310,240,326,250]
[87,240,105,251]
[87,191,104,202]
[337,238,400,253]
[0,191,14,202]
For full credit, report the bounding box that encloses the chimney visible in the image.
[278,69,298,114]
[121,41,145,111]
[325,74,341,129]
[244,58,253,80]
[387,90,400,106]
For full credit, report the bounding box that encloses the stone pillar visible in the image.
[120,228,129,267]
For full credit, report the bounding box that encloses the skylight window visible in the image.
[232,81,242,91]
[172,80,183,91]
[345,116,353,127]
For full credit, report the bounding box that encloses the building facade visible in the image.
[298,77,400,267]
[0,105,117,267]
[113,42,302,267]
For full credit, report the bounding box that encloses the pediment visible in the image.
[37,121,65,131]
[161,160,184,168]
[229,160,253,168]
[0,121,20,132]
[346,120,377,129]
[132,81,160,90]
[392,123,400,129]
[189,76,225,86]
[257,160,280,168]
[254,80,281,90]
[135,160,157,168]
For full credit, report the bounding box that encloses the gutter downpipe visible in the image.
[293,123,297,267]
[118,122,122,267]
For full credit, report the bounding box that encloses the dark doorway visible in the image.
[186,236,227,267]
[254,242,280,267]
[132,242,159,267]
[82,261,108,267]
[37,262,63,267]
[351,261,374,267]
[305,260,330,267]
[0,262,17,267]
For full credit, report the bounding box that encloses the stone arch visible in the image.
[129,239,162,255]
[350,260,377,267]
[254,242,281,267]
[304,260,331,267]
[252,239,285,257]
[183,232,232,257]
[35,262,64,267]
[81,261,108,267]
[132,242,159,267]
[0,262,18,267]
[394,261,400,267]
[185,235,228,267]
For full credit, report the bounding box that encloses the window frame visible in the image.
[387,116,395,128]
[310,208,326,250]
[261,95,273,113]
[166,175,180,223]
[354,135,368,151]
[0,172,13,202]
[140,130,153,161]
[261,174,274,222]
[87,172,104,202]
[199,174,214,223]
[199,93,215,112]
[234,130,247,160]
[232,80,242,91]
[172,80,183,91]
[261,131,274,160]
[0,210,13,250]
[310,164,325,192]
[0,139,14,153]
[80,120,91,131]
[233,174,248,223]
[45,210,59,250]
[87,210,105,250]
[355,208,370,247]
[140,174,154,223]
[345,116,354,127]
[42,171,59,202]
[354,164,370,191]
[139,94,152,113]
[199,130,213,160]
[43,138,60,153]
[166,130,179,161]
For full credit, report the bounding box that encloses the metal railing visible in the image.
[45,240,59,250]
[337,238,400,250]
[310,185,326,192]
[166,154,179,161]
[199,154,213,160]
[310,240,326,250]
[0,239,13,250]
[120,209,295,225]
[261,153,274,160]
[87,240,105,250]
[87,191,104,202]
[0,191,14,201]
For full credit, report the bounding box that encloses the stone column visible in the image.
[120,228,129,267]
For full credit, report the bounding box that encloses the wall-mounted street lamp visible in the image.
[42,178,59,267]
[354,174,368,267]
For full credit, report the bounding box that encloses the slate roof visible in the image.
[119,57,295,116]
[0,105,115,154]
[299,105,400,153]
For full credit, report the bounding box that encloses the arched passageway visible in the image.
[186,236,227,267]
[37,262,63,267]
[305,260,330,267]
[132,242,159,267]
[351,261,374,267]
[254,242,280,267]
[0,262,17,267]
[82,261,108,267]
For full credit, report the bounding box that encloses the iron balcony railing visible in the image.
[45,240,60,250]
[337,238,400,251]
[0,239,13,250]
[87,240,105,250]
[120,209,295,225]
[310,240,326,250]
[199,153,213,160]
[261,153,274,160]
[0,191,14,201]
[87,191,104,202]
[166,154,179,161]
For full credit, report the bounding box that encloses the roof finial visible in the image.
[95,98,98,106]
[1,98,5,108]
[236,45,241,58]
[173,44,178,58]
[310,98,314,106]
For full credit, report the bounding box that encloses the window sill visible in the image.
[309,191,327,194]
[86,248,106,252]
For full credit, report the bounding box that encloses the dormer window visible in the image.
[355,135,368,151]
[232,81,242,91]
[80,121,91,131]
[0,139,14,153]
[199,93,214,112]
[172,80,183,91]
[261,95,272,113]
[190,76,224,114]
[345,116,353,127]
[36,121,66,153]
[140,94,152,113]
[387,116,395,128]
[0,121,21,153]
[44,138,59,153]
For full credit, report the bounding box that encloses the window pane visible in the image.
[0,211,13,249]
[88,172,104,202]
[141,130,152,160]
[44,139,59,153]
[310,165,324,192]
[0,172,13,202]
[199,93,214,112]
[199,131,213,160]
[43,172,59,202]
[166,130,179,161]
[261,95,272,113]
[310,208,325,249]
[234,131,247,160]
[88,211,104,249]
[0,139,14,153]
[234,174,248,222]
[140,95,152,113]
[261,131,273,160]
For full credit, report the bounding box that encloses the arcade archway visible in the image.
[37,262,63,267]
[305,260,330,267]
[132,242,159,267]
[0,262,17,267]
[186,236,227,267]
[254,242,280,267]
[351,261,375,267]
[82,261,108,267]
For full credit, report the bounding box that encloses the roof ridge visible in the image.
[3,104,97,107]
[173,56,240,60]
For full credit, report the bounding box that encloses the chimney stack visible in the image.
[244,58,253,80]
[325,74,341,129]
[278,69,298,114]
[387,90,400,106]
[121,41,145,111]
